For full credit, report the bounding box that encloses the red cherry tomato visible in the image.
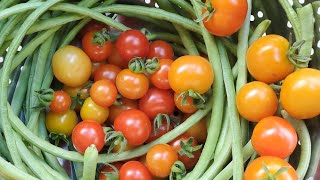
[90,79,118,107]
[182,114,208,144]
[149,59,173,90]
[79,20,109,37]
[108,98,138,124]
[174,92,198,114]
[119,161,152,180]
[49,91,72,113]
[108,43,128,69]
[94,64,122,84]
[147,40,174,60]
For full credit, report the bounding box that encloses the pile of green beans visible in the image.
[0,0,319,179]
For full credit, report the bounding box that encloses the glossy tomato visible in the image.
[108,98,138,124]
[99,162,123,180]
[90,79,118,107]
[52,45,92,87]
[168,55,214,94]
[149,59,173,90]
[45,109,78,136]
[174,92,198,114]
[147,40,174,60]
[182,114,207,143]
[169,135,201,170]
[119,161,152,180]
[146,144,178,178]
[244,156,298,180]
[94,64,122,83]
[114,109,151,145]
[252,116,297,158]
[80,97,109,124]
[280,68,320,119]
[108,43,128,69]
[139,88,175,120]
[115,30,149,63]
[247,35,294,84]
[49,91,72,113]
[116,69,149,100]
[236,81,278,122]
[146,121,173,143]
[72,120,105,154]
[202,0,248,36]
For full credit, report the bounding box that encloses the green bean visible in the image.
[213,104,230,159]
[0,41,10,57]
[247,152,258,167]
[147,32,182,43]
[312,2,320,69]
[0,156,38,180]
[0,132,12,162]
[82,145,98,180]
[171,44,189,55]
[260,0,285,35]
[168,0,195,18]
[292,0,303,8]
[0,15,24,51]
[248,19,271,44]
[0,0,18,11]
[305,118,320,178]
[60,18,91,47]
[8,63,23,103]
[281,111,311,180]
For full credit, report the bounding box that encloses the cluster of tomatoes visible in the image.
[46,20,214,179]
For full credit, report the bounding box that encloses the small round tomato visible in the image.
[79,20,109,37]
[52,45,92,87]
[168,55,214,94]
[147,40,174,60]
[149,59,173,90]
[252,116,297,158]
[116,69,149,100]
[146,121,173,143]
[49,91,72,113]
[82,30,112,62]
[108,43,128,69]
[169,135,201,170]
[91,62,106,80]
[182,114,207,143]
[146,144,178,178]
[114,109,151,145]
[72,120,105,154]
[244,156,298,180]
[119,161,152,180]
[247,35,294,84]
[90,79,118,107]
[202,0,248,37]
[108,98,138,124]
[115,29,149,63]
[280,68,320,119]
[80,97,109,124]
[174,92,198,114]
[139,88,175,120]
[94,64,122,83]
[237,81,278,122]
[99,162,123,180]
[45,109,78,136]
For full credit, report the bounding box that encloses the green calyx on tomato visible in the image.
[145,57,160,74]
[104,127,127,154]
[70,93,85,110]
[48,132,69,146]
[194,0,215,22]
[34,88,54,110]
[169,161,187,180]
[128,57,145,73]
[261,163,289,180]
[101,163,119,180]
[93,28,111,46]
[178,90,207,109]
[153,113,171,136]
[287,40,312,68]
[178,137,202,158]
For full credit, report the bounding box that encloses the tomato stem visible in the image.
[128,57,145,73]
[145,57,160,74]
[178,137,202,158]
[33,88,54,110]
[104,127,127,154]
[153,114,171,136]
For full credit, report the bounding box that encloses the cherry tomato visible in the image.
[99,162,123,180]
[202,0,248,37]
[237,81,278,122]
[49,91,72,113]
[94,64,122,84]
[182,114,207,143]
[80,97,109,124]
[280,68,320,119]
[147,40,174,60]
[45,109,78,136]
[108,43,128,69]
[108,98,138,124]
[91,61,107,80]
[252,116,297,159]
[79,20,109,37]
[72,120,105,154]
[115,30,149,63]
[52,45,92,87]
[169,135,201,170]
[168,55,214,94]
[116,69,149,100]
[149,59,173,90]
[119,161,152,180]
[247,35,294,84]
[174,92,198,114]
[90,79,118,107]
[139,88,175,120]
[114,109,151,145]
[146,144,178,178]
[146,121,174,143]
[244,156,298,180]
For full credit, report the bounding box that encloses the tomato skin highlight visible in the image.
[119,161,152,180]
[90,79,118,107]
[247,35,294,84]
[116,69,149,100]
[244,156,298,180]
[146,144,178,178]
[203,0,248,37]
[168,55,214,94]
[280,68,320,119]
[49,91,72,113]
[94,64,122,84]
[72,120,105,154]
[52,45,92,87]
[114,109,151,145]
[150,59,173,90]
[139,88,175,120]
[80,97,109,124]
[45,109,78,137]
[147,40,174,60]
[115,29,149,63]
[236,81,278,122]
[252,116,297,158]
